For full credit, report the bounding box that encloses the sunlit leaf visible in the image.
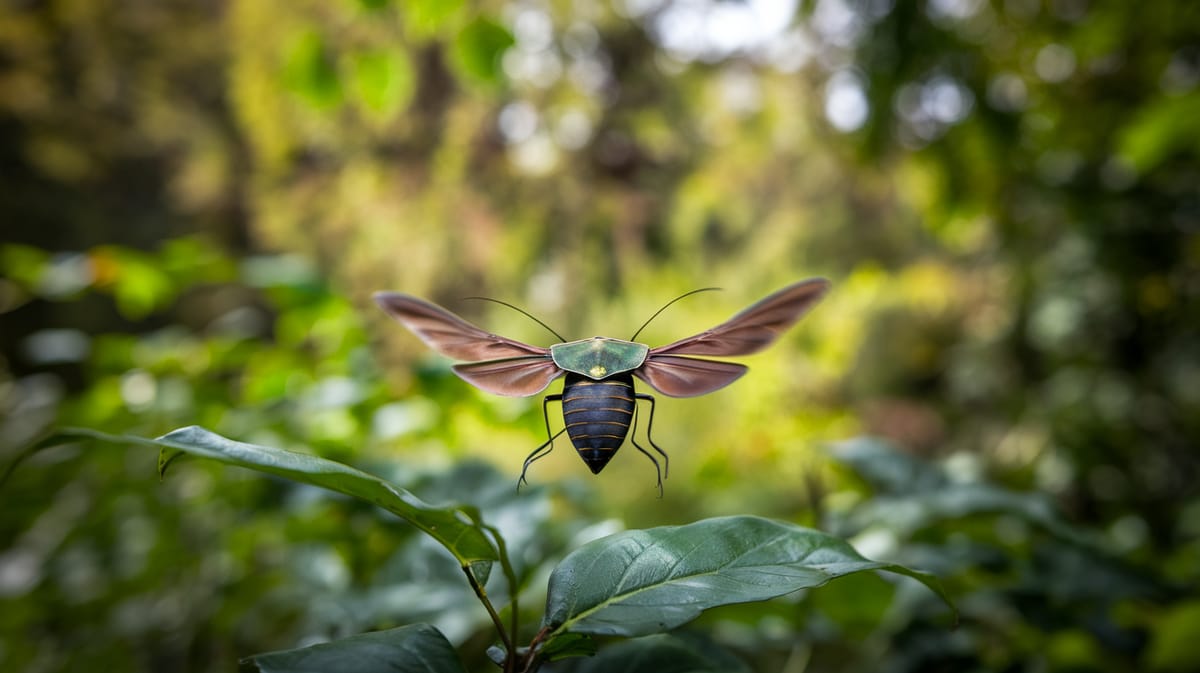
[403,0,467,39]
[542,515,954,637]
[112,258,175,319]
[160,236,238,285]
[240,623,466,673]
[349,49,415,118]
[1117,93,1200,173]
[87,246,176,319]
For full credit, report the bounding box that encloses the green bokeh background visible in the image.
[1,1,1197,671]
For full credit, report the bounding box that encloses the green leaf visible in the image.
[403,0,467,39]
[156,447,184,479]
[537,632,596,662]
[1147,600,1200,673]
[349,48,414,118]
[450,17,513,86]
[1117,92,1200,173]
[542,515,953,637]
[0,243,50,290]
[41,427,498,575]
[284,29,342,109]
[240,623,466,673]
[92,246,176,318]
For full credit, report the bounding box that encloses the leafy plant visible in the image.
[820,438,1182,672]
[18,427,954,672]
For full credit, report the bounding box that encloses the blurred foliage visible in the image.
[1,0,1198,671]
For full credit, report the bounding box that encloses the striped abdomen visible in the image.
[561,372,635,474]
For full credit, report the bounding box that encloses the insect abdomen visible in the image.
[561,372,635,474]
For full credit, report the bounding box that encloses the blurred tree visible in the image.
[2,0,1198,671]
[841,0,1200,542]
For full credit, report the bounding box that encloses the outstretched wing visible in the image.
[374,292,562,397]
[649,278,830,357]
[453,358,564,397]
[374,292,551,361]
[634,356,748,398]
[635,278,830,397]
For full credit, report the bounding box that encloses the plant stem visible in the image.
[520,626,552,673]
[461,563,515,672]
[482,522,521,653]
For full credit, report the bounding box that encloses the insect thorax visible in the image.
[550,337,649,380]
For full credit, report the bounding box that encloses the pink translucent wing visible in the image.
[650,278,830,357]
[453,358,563,397]
[634,356,748,398]
[374,292,550,361]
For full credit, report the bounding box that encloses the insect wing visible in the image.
[649,278,829,357]
[374,292,550,361]
[635,356,748,397]
[453,357,564,397]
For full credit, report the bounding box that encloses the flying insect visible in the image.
[374,278,830,494]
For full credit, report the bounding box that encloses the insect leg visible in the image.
[630,394,667,497]
[519,428,566,490]
[634,393,669,479]
[519,395,564,490]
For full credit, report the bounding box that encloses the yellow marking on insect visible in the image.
[563,395,633,405]
[564,407,633,415]
[589,364,607,377]
[566,421,628,429]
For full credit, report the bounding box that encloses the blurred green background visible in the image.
[1,0,1197,671]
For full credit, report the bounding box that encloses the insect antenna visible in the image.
[463,296,566,342]
[629,287,722,341]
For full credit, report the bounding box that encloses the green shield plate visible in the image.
[550,337,650,379]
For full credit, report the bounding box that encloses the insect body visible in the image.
[558,371,638,474]
[374,278,829,493]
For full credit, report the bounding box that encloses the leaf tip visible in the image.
[157,448,185,481]
[156,424,205,442]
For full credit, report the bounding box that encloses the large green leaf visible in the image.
[39,427,498,573]
[542,515,953,637]
[240,623,466,673]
